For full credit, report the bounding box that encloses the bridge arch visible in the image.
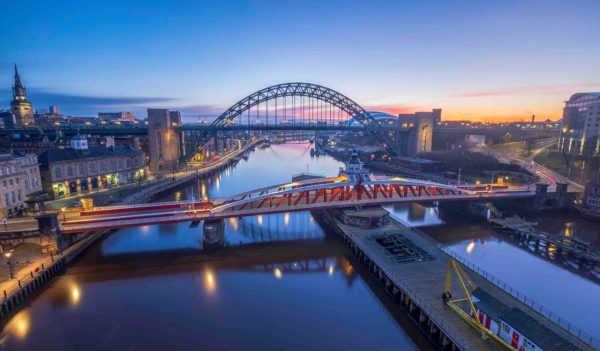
[183,82,396,162]
[216,82,377,127]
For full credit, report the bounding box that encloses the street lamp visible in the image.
[5,252,13,279]
[61,207,66,221]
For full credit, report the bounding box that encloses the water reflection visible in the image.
[465,241,475,254]
[273,267,282,279]
[3,310,30,340]
[203,269,217,294]
[70,285,81,305]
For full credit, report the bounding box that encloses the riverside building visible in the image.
[39,135,147,199]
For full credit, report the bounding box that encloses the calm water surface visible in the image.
[0,143,429,351]
[1,142,599,350]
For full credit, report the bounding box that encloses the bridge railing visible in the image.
[443,249,599,349]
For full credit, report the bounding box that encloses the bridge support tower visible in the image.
[147,109,182,172]
[203,219,225,250]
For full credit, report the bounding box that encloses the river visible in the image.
[0,142,598,350]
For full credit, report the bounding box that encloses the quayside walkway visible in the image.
[321,212,597,351]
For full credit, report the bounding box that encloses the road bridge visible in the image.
[58,172,534,234]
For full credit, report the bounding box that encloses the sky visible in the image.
[1,0,599,122]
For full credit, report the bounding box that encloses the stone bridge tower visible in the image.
[147,109,181,172]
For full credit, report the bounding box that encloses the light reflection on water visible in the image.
[0,143,427,351]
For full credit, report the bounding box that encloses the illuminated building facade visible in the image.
[559,93,600,156]
[39,135,147,199]
[0,153,42,217]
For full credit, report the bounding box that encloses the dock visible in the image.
[489,216,600,266]
[317,210,598,351]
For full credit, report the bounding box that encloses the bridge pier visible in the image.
[533,183,548,210]
[35,213,68,252]
[203,219,225,250]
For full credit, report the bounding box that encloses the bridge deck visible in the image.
[333,216,595,351]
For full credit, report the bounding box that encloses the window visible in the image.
[157,132,163,160]
[17,190,21,202]
[126,159,132,168]
[16,178,20,184]
[109,159,116,171]
[100,161,106,172]
[25,181,29,191]
[54,166,62,179]
[8,179,13,186]
[4,194,9,206]
[118,158,123,170]
[67,165,74,177]
[2,181,6,188]
[79,163,85,175]
[89,162,97,175]
[11,192,16,203]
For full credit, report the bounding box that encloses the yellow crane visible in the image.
[442,258,514,350]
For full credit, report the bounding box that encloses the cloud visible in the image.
[0,88,178,116]
[448,82,600,99]
[363,103,426,115]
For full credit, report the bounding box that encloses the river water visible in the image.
[1,142,598,350]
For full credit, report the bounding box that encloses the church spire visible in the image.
[12,64,27,100]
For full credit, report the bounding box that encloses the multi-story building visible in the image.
[38,135,148,199]
[0,110,17,128]
[10,65,35,126]
[558,93,600,156]
[0,152,42,217]
[583,169,600,210]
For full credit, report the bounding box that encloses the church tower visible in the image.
[11,65,34,126]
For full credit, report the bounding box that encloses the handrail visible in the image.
[443,249,599,349]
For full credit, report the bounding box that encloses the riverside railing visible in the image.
[443,248,599,349]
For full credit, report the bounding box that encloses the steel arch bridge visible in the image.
[183,82,397,163]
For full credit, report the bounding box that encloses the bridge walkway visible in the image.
[330,215,596,351]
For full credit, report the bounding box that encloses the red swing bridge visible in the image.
[59,153,534,234]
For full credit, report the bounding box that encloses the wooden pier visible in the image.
[489,216,600,266]
[317,209,597,351]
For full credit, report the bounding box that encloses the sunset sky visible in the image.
[1,0,599,122]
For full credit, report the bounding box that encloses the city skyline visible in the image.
[2,0,600,121]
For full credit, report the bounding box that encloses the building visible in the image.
[398,109,438,156]
[10,65,35,126]
[98,112,137,124]
[0,152,42,217]
[558,92,600,155]
[147,108,182,172]
[0,110,16,129]
[38,135,147,199]
[583,168,600,210]
[49,105,60,115]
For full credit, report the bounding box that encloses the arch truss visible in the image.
[182,82,397,163]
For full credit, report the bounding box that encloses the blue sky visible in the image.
[1,0,599,121]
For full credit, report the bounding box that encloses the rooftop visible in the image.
[39,146,142,164]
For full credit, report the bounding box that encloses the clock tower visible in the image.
[11,65,34,126]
